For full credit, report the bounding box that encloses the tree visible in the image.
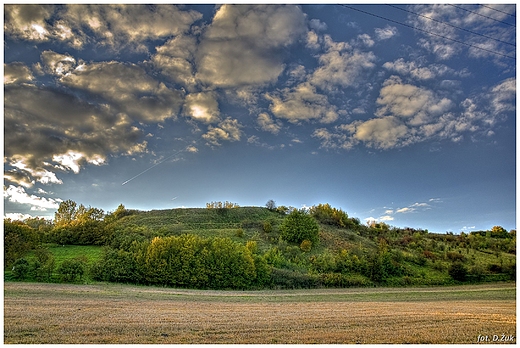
[280,209,319,245]
[33,247,56,281]
[266,200,276,211]
[57,257,87,282]
[448,261,467,282]
[309,203,350,228]
[4,220,38,267]
[12,258,30,280]
[54,199,78,227]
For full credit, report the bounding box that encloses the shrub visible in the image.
[269,268,319,289]
[32,248,56,281]
[280,209,319,245]
[263,221,273,233]
[12,258,30,280]
[448,261,467,282]
[235,228,244,238]
[300,239,312,252]
[57,257,87,282]
[309,203,350,228]
[446,251,466,262]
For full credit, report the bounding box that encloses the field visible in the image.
[4,281,516,344]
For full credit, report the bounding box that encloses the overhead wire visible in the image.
[448,4,516,27]
[387,4,515,48]
[338,4,515,60]
[480,4,516,18]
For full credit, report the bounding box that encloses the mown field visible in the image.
[4,281,516,344]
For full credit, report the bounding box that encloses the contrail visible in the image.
[122,148,185,186]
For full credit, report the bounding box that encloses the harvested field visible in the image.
[4,282,516,344]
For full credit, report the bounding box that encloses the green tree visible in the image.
[54,199,78,228]
[4,220,38,267]
[57,257,87,282]
[12,258,30,280]
[280,209,319,245]
[266,199,276,211]
[33,247,56,281]
[309,203,350,228]
[448,261,468,282]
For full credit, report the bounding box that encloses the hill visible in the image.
[4,202,516,289]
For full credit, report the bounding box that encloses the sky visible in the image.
[3,4,516,233]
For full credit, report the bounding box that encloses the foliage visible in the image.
[266,199,276,211]
[280,209,320,245]
[4,199,516,290]
[4,220,39,267]
[309,203,350,228]
[94,234,260,289]
[57,257,87,282]
[12,258,30,280]
[32,247,56,281]
[206,201,240,209]
[300,239,312,252]
[448,262,468,282]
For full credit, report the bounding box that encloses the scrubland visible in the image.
[4,281,516,344]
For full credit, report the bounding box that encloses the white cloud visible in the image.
[266,82,338,124]
[376,76,453,125]
[60,61,183,122]
[346,116,410,150]
[5,213,35,221]
[4,5,202,50]
[152,35,198,89]
[202,118,243,146]
[4,62,34,85]
[183,92,220,123]
[41,50,76,76]
[374,25,398,40]
[357,34,374,47]
[195,4,307,88]
[379,215,394,221]
[309,35,376,91]
[53,151,105,174]
[257,113,282,134]
[4,185,61,211]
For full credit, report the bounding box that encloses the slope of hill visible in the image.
[5,203,516,289]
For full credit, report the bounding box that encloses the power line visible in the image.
[448,4,515,27]
[388,4,515,47]
[480,4,516,18]
[339,4,515,60]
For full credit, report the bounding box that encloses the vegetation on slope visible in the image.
[4,200,516,289]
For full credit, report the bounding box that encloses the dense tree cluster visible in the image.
[92,234,268,289]
[4,199,517,289]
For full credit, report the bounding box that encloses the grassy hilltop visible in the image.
[4,201,516,289]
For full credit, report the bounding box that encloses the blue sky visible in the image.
[4,4,516,233]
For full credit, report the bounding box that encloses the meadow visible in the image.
[4,281,516,344]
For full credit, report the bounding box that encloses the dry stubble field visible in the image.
[4,282,516,344]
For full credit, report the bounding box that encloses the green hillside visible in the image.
[4,201,516,289]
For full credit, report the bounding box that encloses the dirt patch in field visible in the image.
[4,282,516,344]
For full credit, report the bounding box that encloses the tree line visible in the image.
[4,199,516,289]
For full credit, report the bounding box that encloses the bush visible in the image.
[280,209,319,245]
[57,257,87,282]
[32,248,56,281]
[300,239,312,252]
[12,258,30,280]
[270,268,319,289]
[309,203,350,228]
[448,261,467,282]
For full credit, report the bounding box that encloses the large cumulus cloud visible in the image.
[195,5,307,88]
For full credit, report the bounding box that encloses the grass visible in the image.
[4,281,516,344]
[44,244,103,266]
